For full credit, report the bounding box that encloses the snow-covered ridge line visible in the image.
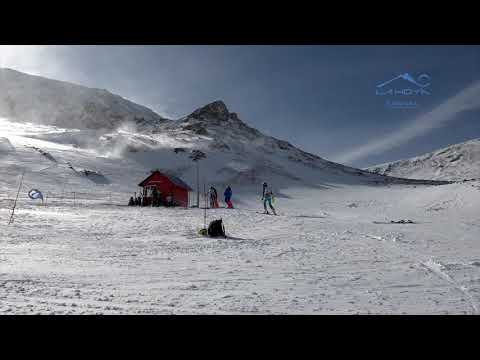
[0,67,169,131]
[366,138,480,181]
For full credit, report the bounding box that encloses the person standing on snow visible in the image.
[262,182,277,215]
[152,187,160,207]
[224,185,233,208]
[209,186,219,208]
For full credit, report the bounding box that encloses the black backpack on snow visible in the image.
[208,219,226,238]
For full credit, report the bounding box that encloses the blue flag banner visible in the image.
[28,189,44,201]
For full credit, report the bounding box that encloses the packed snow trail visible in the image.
[1,181,480,314]
[420,260,478,314]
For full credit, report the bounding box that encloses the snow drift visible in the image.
[0,136,14,153]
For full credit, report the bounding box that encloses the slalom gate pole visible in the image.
[8,171,25,225]
[203,182,207,229]
[196,161,200,208]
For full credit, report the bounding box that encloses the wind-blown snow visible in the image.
[0,68,167,130]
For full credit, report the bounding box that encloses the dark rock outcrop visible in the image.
[189,100,230,121]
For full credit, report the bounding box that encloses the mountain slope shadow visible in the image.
[83,171,111,185]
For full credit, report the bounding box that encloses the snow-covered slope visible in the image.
[0,106,449,206]
[0,136,14,153]
[2,173,480,314]
[93,99,452,191]
[0,68,167,130]
[367,138,480,181]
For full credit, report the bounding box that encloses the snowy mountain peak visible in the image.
[189,100,231,122]
[178,100,262,140]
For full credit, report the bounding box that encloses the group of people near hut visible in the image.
[128,188,174,207]
[149,187,174,207]
[208,185,233,209]
[128,195,143,206]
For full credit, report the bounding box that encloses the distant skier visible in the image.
[152,188,160,207]
[209,186,219,208]
[166,194,173,207]
[262,182,268,199]
[224,186,233,208]
[262,182,276,215]
[128,197,135,206]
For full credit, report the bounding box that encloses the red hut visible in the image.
[138,170,192,207]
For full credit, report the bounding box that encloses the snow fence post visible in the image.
[8,171,25,225]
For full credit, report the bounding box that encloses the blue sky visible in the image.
[1,45,479,167]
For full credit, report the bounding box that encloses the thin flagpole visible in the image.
[8,171,25,225]
[203,181,207,229]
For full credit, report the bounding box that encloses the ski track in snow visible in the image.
[359,229,480,314]
[1,183,480,315]
[420,259,479,314]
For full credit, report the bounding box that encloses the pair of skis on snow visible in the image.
[256,211,278,216]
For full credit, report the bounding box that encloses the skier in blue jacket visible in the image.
[224,186,233,208]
